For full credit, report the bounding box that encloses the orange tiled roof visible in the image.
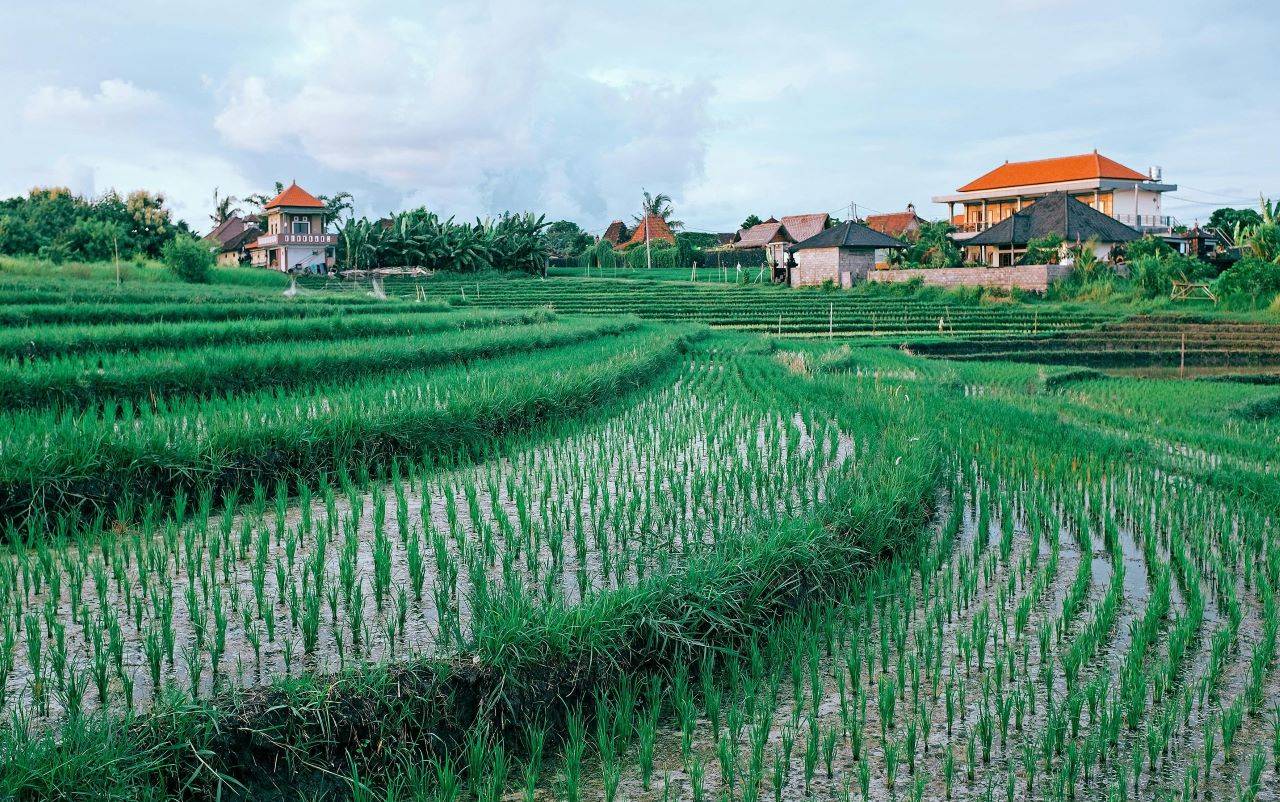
[620,214,676,248]
[865,209,921,238]
[265,181,325,209]
[958,152,1149,192]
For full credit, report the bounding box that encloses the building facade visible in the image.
[786,220,906,288]
[932,152,1177,242]
[246,182,337,272]
[202,215,259,266]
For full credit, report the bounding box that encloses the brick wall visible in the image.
[792,248,875,288]
[865,264,1073,292]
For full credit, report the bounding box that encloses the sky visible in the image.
[2,0,1278,235]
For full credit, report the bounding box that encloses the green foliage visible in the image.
[895,221,961,268]
[161,235,214,283]
[740,214,763,231]
[1208,207,1262,233]
[544,220,593,259]
[634,191,682,231]
[337,210,551,274]
[1123,236,1212,299]
[1214,256,1280,302]
[1020,233,1064,265]
[0,187,186,262]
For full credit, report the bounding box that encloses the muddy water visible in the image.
[0,366,857,726]
[555,463,1280,801]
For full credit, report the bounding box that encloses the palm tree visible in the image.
[319,191,355,224]
[633,191,683,231]
[210,189,241,226]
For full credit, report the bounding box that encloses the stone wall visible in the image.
[791,248,875,288]
[865,264,1073,293]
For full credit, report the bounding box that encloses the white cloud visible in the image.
[211,0,711,226]
[23,79,161,123]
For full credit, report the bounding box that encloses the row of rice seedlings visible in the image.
[0,298,430,328]
[0,325,696,529]
[0,315,637,410]
[531,401,1280,802]
[0,307,546,361]
[0,354,858,724]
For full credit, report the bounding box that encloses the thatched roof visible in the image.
[602,220,629,244]
[620,215,676,248]
[790,220,907,251]
[965,192,1141,246]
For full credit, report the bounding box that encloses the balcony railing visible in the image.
[952,213,1178,236]
[1112,214,1177,231]
[254,233,338,248]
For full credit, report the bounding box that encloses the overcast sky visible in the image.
[2,0,1277,234]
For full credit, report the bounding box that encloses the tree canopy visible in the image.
[0,187,188,262]
[545,221,594,258]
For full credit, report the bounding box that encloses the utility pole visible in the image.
[643,191,652,270]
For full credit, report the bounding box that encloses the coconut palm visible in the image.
[633,191,683,231]
[210,189,241,226]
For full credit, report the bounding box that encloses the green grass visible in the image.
[1,269,1278,802]
[0,254,290,288]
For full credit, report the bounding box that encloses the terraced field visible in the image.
[299,273,1121,337]
[0,272,1278,802]
[909,315,1280,371]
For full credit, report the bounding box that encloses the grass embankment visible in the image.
[0,351,940,800]
[0,325,698,532]
[0,299,445,327]
[0,308,550,360]
[0,254,290,289]
[0,315,638,410]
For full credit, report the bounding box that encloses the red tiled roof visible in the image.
[865,209,921,238]
[734,221,788,249]
[265,181,325,209]
[620,215,676,248]
[958,152,1149,192]
[602,220,628,244]
[780,213,829,242]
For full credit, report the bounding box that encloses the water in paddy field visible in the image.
[554,462,1280,801]
[0,363,858,726]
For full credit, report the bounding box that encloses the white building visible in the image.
[932,151,1177,242]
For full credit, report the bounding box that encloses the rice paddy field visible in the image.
[1,270,1279,802]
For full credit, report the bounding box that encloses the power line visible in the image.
[1165,195,1257,207]
[1175,184,1262,203]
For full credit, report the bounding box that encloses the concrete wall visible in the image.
[791,248,875,288]
[866,264,1073,292]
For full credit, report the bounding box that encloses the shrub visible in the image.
[162,235,214,283]
[1214,256,1280,304]
[1020,233,1064,265]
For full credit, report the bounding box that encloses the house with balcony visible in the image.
[932,152,1177,249]
[246,182,337,272]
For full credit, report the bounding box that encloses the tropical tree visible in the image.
[1207,207,1262,236]
[210,188,241,226]
[318,191,355,224]
[335,209,550,275]
[1229,197,1280,263]
[544,220,593,258]
[633,191,683,231]
[242,183,285,214]
[740,214,763,231]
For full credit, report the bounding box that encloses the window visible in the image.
[291,217,311,235]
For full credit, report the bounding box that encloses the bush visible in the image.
[162,235,214,283]
[1214,256,1280,304]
